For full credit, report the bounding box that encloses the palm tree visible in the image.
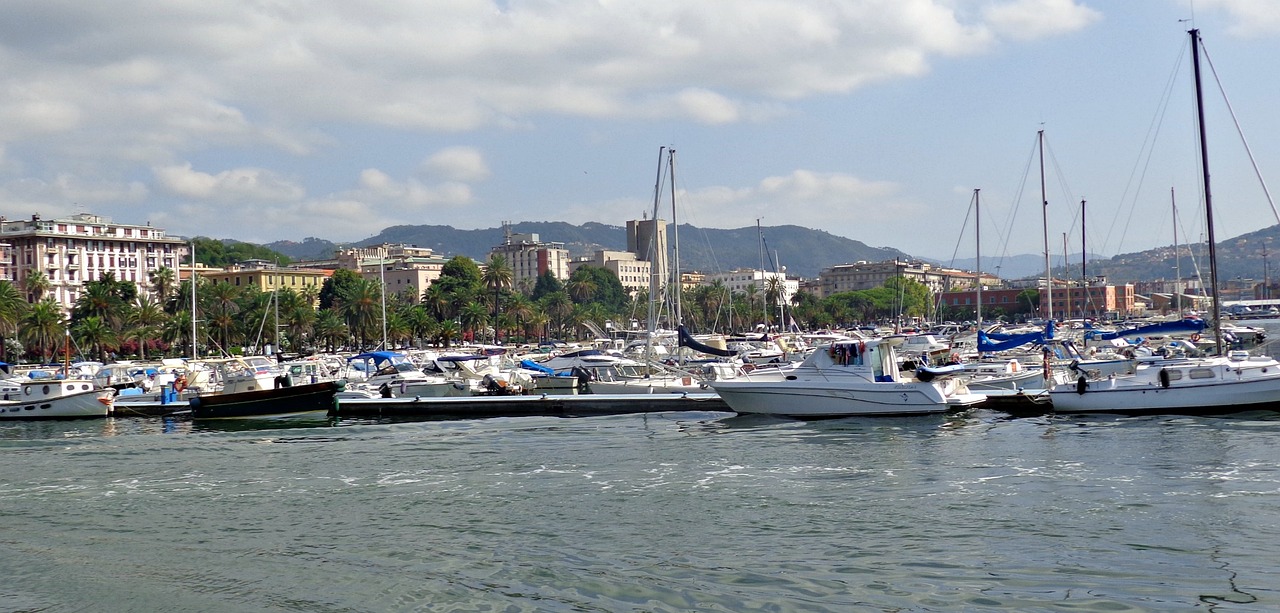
[541,291,573,339]
[20,298,65,362]
[567,277,597,303]
[421,284,451,321]
[459,302,489,343]
[313,310,349,352]
[435,319,461,348]
[203,281,242,354]
[764,276,785,330]
[0,280,28,361]
[336,277,382,350]
[482,254,513,343]
[125,297,168,360]
[23,270,51,303]
[149,266,178,303]
[278,290,316,353]
[505,295,535,343]
[73,316,118,362]
[404,306,436,348]
[162,310,196,357]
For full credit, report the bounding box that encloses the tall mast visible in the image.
[974,188,982,329]
[1191,28,1224,355]
[380,246,387,350]
[668,149,681,326]
[190,240,197,360]
[1039,130,1054,321]
[646,146,665,362]
[1172,187,1181,314]
[1080,199,1087,318]
[757,218,765,330]
[1063,233,1070,320]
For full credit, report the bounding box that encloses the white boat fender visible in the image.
[1158,368,1171,389]
[1076,376,1088,395]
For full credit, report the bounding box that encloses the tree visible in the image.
[482,254,513,343]
[149,266,179,303]
[23,270,51,303]
[203,281,242,354]
[434,319,461,348]
[20,299,65,362]
[336,277,383,350]
[125,297,168,360]
[530,271,564,301]
[73,316,118,362]
[0,280,28,361]
[319,268,364,311]
[459,302,489,342]
[313,310,349,352]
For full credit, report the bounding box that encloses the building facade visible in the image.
[0,213,189,311]
[569,250,653,296]
[489,229,570,287]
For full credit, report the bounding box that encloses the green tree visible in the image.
[336,277,383,350]
[0,280,28,361]
[23,270,51,303]
[530,271,564,301]
[149,266,179,303]
[73,316,118,362]
[125,297,168,360]
[482,254,513,343]
[20,299,65,361]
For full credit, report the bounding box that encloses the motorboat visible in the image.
[0,377,114,419]
[708,337,985,417]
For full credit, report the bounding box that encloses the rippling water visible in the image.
[2,410,1279,612]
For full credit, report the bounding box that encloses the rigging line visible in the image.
[1105,37,1189,256]
[944,194,976,270]
[992,134,1040,274]
[1200,39,1280,225]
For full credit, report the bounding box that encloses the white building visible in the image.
[701,268,799,308]
[489,226,570,287]
[0,213,189,311]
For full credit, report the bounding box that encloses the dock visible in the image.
[334,392,731,419]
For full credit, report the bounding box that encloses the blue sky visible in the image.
[2,1,1278,264]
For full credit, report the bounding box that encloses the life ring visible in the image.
[173,376,188,392]
[1190,333,1202,343]
[741,363,756,373]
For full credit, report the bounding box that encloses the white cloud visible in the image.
[982,0,1102,41]
[421,147,491,182]
[1198,0,1280,37]
[152,163,304,202]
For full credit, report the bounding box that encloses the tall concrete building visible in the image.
[489,223,570,288]
[626,218,668,296]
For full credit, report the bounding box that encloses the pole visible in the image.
[380,246,388,350]
[1191,29,1224,355]
[974,188,982,330]
[190,240,197,360]
[1039,130,1054,322]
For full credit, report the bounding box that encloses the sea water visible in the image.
[2,409,1278,612]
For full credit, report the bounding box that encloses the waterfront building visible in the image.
[700,268,799,306]
[490,224,570,287]
[200,260,331,303]
[338,244,451,302]
[815,259,987,299]
[938,282,1136,320]
[0,213,188,312]
[569,250,652,296]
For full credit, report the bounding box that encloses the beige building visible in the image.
[200,260,331,299]
[569,250,653,296]
[815,259,987,298]
[340,243,450,301]
[0,212,189,311]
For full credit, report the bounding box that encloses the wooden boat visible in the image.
[189,379,344,419]
[188,356,344,419]
[0,378,114,419]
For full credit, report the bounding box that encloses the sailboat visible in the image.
[1048,28,1280,415]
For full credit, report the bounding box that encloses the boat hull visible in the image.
[710,380,982,417]
[190,380,344,419]
[0,381,113,419]
[1050,359,1280,415]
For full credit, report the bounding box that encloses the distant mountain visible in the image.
[268,222,910,279]
[262,220,1280,284]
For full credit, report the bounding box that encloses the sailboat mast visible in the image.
[1080,199,1087,319]
[190,240,197,360]
[1039,130,1054,321]
[1190,28,1224,355]
[1172,187,1181,314]
[1063,233,1071,320]
[668,149,681,326]
[646,146,665,362]
[974,188,982,330]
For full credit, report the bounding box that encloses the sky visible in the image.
[2,0,1280,264]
